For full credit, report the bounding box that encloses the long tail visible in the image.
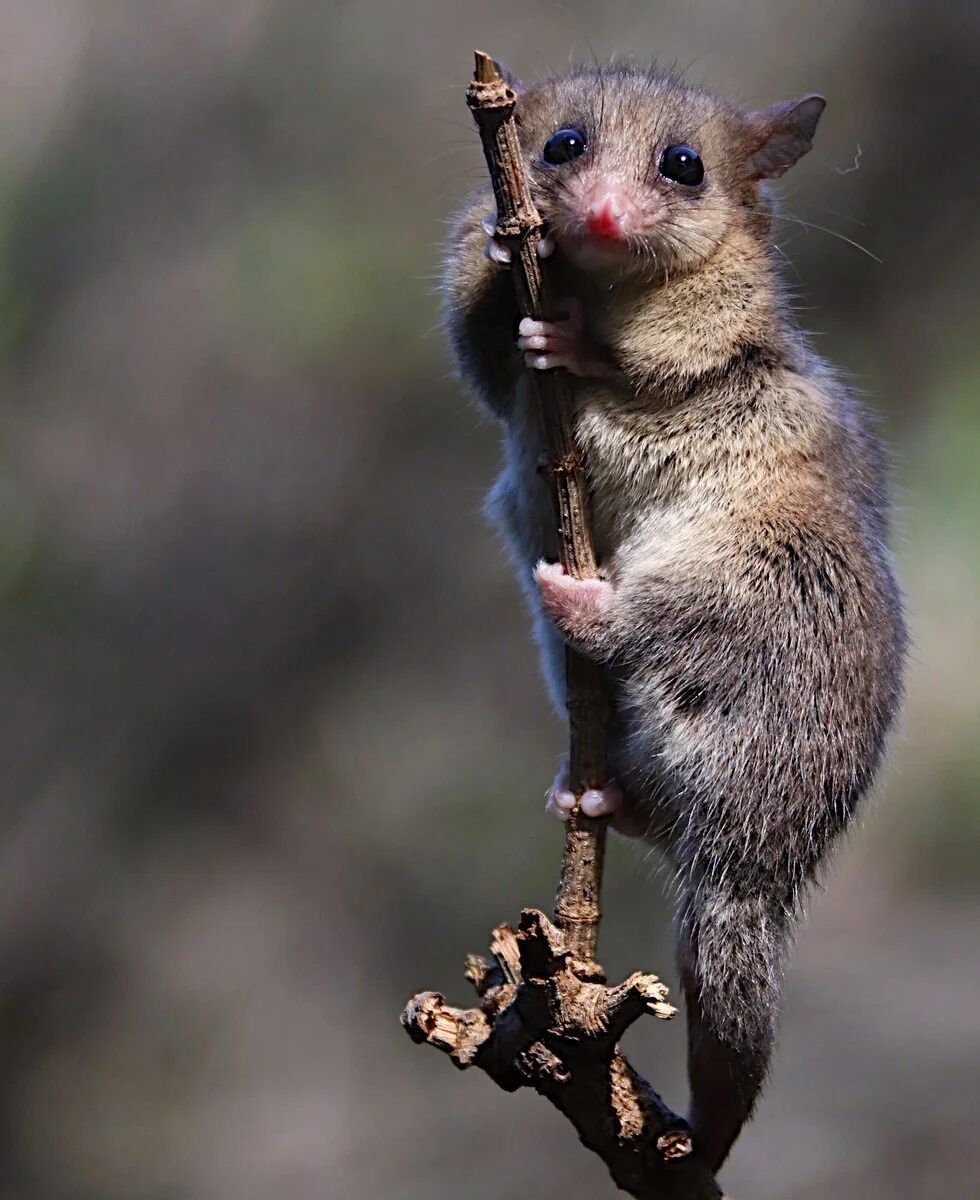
[675,884,793,1171]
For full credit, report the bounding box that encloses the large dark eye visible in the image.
[543,128,587,165]
[659,144,705,187]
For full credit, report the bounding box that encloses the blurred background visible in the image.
[0,1,977,1197]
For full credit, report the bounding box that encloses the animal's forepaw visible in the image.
[534,560,614,648]
[546,759,624,822]
[517,299,613,377]
[482,211,511,264]
[481,214,555,266]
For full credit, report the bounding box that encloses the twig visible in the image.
[467,49,611,965]
[400,52,721,1198]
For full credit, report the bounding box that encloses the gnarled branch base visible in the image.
[402,908,721,1199]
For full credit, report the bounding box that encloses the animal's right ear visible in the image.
[745,95,826,180]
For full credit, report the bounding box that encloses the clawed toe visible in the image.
[580,783,624,818]
[485,237,511,265]
[546,783,578,821]
[517,315,576,371]
[483,213,555,263]
[513,300,610,377]
[481,214,511,264]
[547,759,623,822]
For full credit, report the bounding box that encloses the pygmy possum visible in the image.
[443,63,906,1173]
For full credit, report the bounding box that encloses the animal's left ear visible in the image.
[745,95,826,180]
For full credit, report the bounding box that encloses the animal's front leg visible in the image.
[533,560,618,657]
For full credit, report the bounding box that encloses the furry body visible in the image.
[444,65,905,1171]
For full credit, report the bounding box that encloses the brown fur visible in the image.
[443,64,905,1173]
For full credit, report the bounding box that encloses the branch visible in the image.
[466,49,611,965]
[403,910,720,1199]
[401,52,722,1198]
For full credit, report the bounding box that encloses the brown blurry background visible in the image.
[0,2,977,1197]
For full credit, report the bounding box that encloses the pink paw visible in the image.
[534,560,614,646]
[516,300,614,378]
[546,759,623,822]
[481,213,554,265]
[517,298,586,373]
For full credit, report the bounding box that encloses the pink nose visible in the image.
[586,194,627,240]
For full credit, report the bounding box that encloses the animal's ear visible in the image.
[745,95,826,180]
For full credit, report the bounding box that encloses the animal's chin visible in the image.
[561,232,653,275]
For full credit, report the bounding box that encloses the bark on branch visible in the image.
[403,909,719,1199]
[464,49,612,965]
[401,52,721,1198]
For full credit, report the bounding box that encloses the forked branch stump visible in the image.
[403,909,720,1198]
[401,53,721,1198]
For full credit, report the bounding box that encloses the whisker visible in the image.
[820,206,868,228]
[772,214,882,263]
[770,240,802,283]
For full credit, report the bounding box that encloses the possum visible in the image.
[442,63,906,1172]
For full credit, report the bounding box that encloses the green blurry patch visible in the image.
[0,144,98,361]
[222,188,436,371]
[892,359,980,893]
[0,469,40,607]
[902,363,980,558]
[0,178,33,357]
[891,744,980,893]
